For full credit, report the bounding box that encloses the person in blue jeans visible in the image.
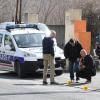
[69,59,80,82]
[64,38,83,83]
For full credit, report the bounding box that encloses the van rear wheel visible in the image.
[14,61,25,78]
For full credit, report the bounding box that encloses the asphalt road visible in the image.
[0,71,100,100]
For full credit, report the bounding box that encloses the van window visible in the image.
[0,34,3,43]
[37,24,50,33]
[4,35,15,51]
[13,33,45,48]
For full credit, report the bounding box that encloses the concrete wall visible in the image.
[65,9,82,44]
[48,25,65,49]
[23,13,39,23]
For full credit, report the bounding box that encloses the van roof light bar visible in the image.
[5,24,39,31]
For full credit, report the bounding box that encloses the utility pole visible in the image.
[15,0,22,24]
[19,0,22,24]
[15,0,19,24]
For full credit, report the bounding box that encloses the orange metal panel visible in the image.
[74,20,86,32]
[74,20,91,53]
[78,32,91,53]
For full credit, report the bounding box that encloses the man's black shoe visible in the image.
[76,77,80,83]
[43,81,48,85]
[76,77,80,81]
[50,81,59,85]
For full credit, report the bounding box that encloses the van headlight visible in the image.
[24,52,36,57]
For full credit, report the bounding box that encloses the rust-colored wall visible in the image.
[77,32,91,53]
[74,20,91,53]
[74,20,86,32]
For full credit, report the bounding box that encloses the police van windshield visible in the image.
[13,33,45,48]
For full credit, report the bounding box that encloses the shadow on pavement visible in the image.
[65,82,89,86]
[0,70,63,80]
[0,71,43,80]
[0,91,88,96]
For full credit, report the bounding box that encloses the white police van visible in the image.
[0,22,65,78]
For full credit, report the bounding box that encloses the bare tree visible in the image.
[1,0,100,25]
[80,1,100,51]
[39,0,57,23]
[0,0,3,22]
[0,0,16,22]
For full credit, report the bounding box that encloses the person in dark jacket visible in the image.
[43,37,54,56]
[77,49,96,83]
[42,30,58,85]
[95,43,100,59]
[64,38,83,83]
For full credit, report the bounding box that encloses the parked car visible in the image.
[0,22,65,78]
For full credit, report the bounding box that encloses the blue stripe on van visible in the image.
[14,56,24,63]
[0,54,24,63]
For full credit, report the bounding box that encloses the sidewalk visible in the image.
[87,72,100,91]
[55,72,100,91]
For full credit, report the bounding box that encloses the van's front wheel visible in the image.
[14,61,25,78]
